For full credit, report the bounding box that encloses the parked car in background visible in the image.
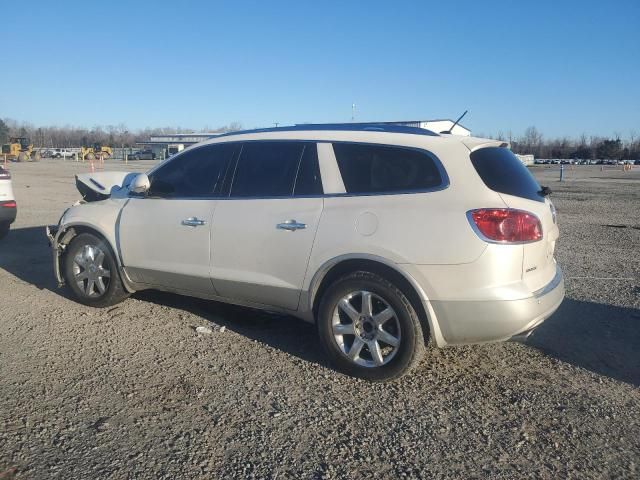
[167,144,185,157]
[41,149,56,158]
[47,124,564,381]
[0,166,16,239]
[129,149,156,160]
[53,149,75,159]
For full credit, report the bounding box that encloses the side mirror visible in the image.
[130,173,150,194]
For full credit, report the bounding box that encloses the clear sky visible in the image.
[2,0,639,138]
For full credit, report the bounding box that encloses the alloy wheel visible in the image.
[72,244,111,297]
[332,290,401,367]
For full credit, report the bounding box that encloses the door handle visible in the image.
[276,219,307,231]
[181,217,207,227]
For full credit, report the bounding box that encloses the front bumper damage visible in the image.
[46,224,62,286]
[46,224,75,287]
[46,223,136,293]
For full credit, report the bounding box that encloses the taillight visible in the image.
[468,208,542,243]
[1,201,16,208]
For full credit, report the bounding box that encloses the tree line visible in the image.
[0,118,242,149]
[484,126,640,160]
[1,119,638,160]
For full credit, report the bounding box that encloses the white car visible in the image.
[47,125,564,381]
[53,148,75,159]
[0,166,17,239]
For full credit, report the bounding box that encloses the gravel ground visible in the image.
[0,159,638,479]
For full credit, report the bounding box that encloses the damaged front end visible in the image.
[46,223,75,287]
[46,170,140,288]
[75,171,139,202]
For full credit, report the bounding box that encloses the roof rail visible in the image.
[211,123,439,139]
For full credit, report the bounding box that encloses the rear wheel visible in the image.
[17,152,28,162]
[317,271,426,381]
[63,233,129,307]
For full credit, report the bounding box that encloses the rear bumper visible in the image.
[429,265,564,345]
[0,204,17,224]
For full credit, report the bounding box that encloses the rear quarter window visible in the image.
[333,143,444,194]
[470,147,543,202]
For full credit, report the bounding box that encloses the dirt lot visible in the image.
[1,159,639,479]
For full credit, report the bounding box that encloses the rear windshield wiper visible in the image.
[538,186,552,197]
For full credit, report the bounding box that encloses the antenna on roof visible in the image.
[443,110,468,134]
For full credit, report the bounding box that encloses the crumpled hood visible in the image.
[75,171,139,202]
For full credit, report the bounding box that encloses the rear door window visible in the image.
[332,143,444,194]
[470,147,543,202]
[230,142,305,197]
[294,144,323,196]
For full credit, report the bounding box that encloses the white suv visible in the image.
[0,166,16,239]
[53,148,75,159]
[46,125,564,381]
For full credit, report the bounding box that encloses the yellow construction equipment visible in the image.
[81,143,113,161]
[1,137,41,162]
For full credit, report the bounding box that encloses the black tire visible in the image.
[317,271,426,382]
[63,232,129,307]
[0,222,9,239]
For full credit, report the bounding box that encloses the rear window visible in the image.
[333,143,444,194]
[470,147,543,202]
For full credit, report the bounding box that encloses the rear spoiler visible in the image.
[461,137,509,152]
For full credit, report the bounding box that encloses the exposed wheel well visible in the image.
[57,225,128,286]
[60,225,111,249]
[312,259,432,345]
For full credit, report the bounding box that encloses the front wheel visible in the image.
[63,233,129,307]
[317,271,426,381]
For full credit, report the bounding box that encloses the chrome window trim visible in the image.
[329,141,450,196]
[135,140,450,201]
